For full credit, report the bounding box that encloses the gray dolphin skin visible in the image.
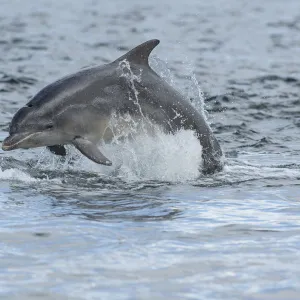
[2,39,223,174]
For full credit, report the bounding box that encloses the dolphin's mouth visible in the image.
[2,132,38,151]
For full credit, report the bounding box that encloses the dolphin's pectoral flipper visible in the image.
[72,137,112,166]
[47,145,67,156]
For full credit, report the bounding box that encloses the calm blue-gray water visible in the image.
[0,0,300,299]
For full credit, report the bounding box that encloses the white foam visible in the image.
[0,168,37,182]
[101,128,202,182]
[204,160,300,187]
[34,126,202,183]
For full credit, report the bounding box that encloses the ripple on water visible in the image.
[1,0,300,299]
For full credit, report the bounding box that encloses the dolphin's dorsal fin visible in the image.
[115,39,160,67]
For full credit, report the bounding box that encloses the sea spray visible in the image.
[33,57,207,182]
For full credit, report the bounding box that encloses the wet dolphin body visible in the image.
[2,39,223,174]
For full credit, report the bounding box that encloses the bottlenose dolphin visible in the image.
[2,39,223,174]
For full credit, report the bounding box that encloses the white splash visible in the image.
[32,124,202,182]
[0,167,37,182]
[118,59,144,116]
[26,57,206,182]
[100,125,202,182]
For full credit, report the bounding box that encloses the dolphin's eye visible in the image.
[27,103,33,107]
[46,124,53,130]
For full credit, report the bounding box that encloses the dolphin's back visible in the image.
[27,67,105,108]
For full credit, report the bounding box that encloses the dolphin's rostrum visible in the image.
[2,39,223,174]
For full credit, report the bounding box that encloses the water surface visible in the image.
[0,0,300,299]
